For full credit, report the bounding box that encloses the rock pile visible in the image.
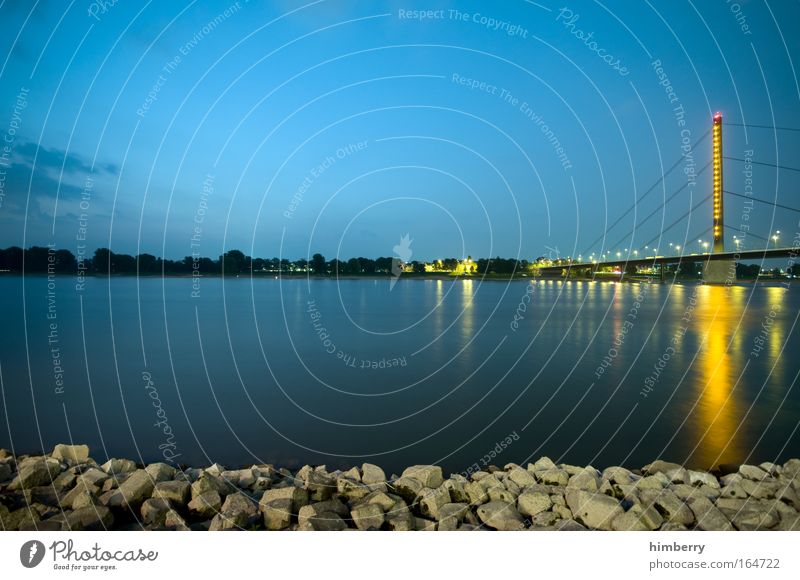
[1,446,798,531]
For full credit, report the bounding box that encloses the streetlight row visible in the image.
[565,231,781,264]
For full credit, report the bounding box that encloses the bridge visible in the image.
[538,113,799,282]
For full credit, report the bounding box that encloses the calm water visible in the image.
[1,275,798,474]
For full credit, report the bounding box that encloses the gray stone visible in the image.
[141,497,171,526]
[259,486,308,511]
[488,486,517,503]
[144,462,175,483]
[720,483,748,499]
[306,511,347,531]
[414,517,437,531]
[188,490,222,518]
[51,444,90,464]
[518,491,553,517]
[508,468,537,487]
[262,498,293,530]
[417,486,450,520]
[776,511,800,531]
[393,476,424,502]
[337,476,371,500]
[476,501,525,530]
[782,459,800,478]
[612,510,649,530]
[71,489,99,510]
[535,468,569,487]
[360,490,396,512]
[77,467,110,488]
[647,491,694,525]
[8,457,61,490]
[51,471,77,491]
[759,462,781,476]
[531,511,559,527]
[553,518,587,531]
[105,470,154,509]
[65,506,114,531]
[101,458,137,475]
[687,496,733,531]
[739,464,768,481]
[0,506,40,530]
[164,509,190,531]
[297,499,349,528]
[401,465,444,488]
[601,466,636,485]
[732,509,779,530]
[567,470,600,491]
[687,470,720,488]
[443,478,470,503]
[565,489,624,531]
[351,503,384,530]
[361,463,386,485]
[530,457,557,471]
[209,492,259,530]
[192,473,237,498]
[740,478,780,499]
[153,480,190,505]
[304,470,335,502]
[643,459,684,475]
[386,509,415,530]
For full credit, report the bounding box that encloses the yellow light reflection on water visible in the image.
[690,284,747,468]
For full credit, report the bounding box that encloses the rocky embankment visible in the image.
[1,445,799,531]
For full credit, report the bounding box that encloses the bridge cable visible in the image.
[723,157,800,173]
[580,129,711,256]
[726,123,800,133]
[639,194,712,250]
[608,162,712,251]
[723,190,800,214]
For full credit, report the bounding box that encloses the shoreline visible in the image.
[2,445,798,531]
[1,272,795,285]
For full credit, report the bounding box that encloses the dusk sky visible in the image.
[0,0,798,262]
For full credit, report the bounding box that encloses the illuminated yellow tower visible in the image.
[712,113,724,253]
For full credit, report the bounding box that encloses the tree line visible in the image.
[0,246,533,276]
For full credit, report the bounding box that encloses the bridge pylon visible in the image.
[703,112,736,284]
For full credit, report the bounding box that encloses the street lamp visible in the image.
[702,241,709,252]
[772,230,780,248]
[675,245,681,252]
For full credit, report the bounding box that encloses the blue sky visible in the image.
[0,0,798,262]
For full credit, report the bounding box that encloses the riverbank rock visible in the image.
[52,444,90,464]
[476,501,525,530]
[8,457,61,490]
[1,444,797,532]
[565,489,624,530]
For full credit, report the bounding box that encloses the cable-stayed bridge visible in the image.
[539,114,799,282]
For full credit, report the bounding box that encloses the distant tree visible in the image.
[0,246,23,271]
[328,258,344,276]
[54,249,77,273]
[411,260,426,273]
[221,249,247,275]
[24,246,51,272]
[311,253,326,274]
[93,248,112,274]
[137,253,160,274]
[346,257,361,274]
[374,257,392,273]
